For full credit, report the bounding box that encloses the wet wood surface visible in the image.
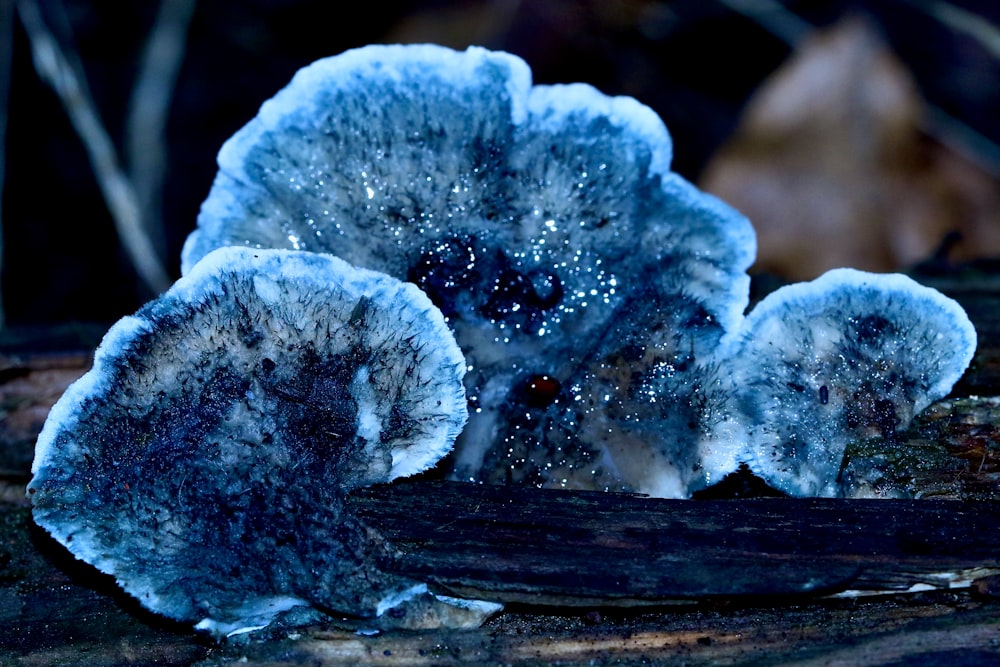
[1,272,999,666]
[351,482,1000,606]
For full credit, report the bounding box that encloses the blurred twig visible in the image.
[716,0,812,43]
[16,0,171,296]
[920,1,1000,60]
[720,0,1000,178]
[126,0,196,257]
[0,0,13,330]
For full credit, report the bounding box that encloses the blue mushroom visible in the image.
[182,44,975,498]
[181,44,761,496]
[30,43,980,637]
[29,247,473,635]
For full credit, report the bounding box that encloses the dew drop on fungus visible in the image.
[524,374,561,408]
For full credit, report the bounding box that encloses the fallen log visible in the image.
[350,481,1000,606]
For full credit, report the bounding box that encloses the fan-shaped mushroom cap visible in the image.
[29,247,467,632]
[180,44,755,490]
[701,268,978,497]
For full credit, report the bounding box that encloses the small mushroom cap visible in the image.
[179,43,755,489]
[701,268,977,497]
[29,247,467,628]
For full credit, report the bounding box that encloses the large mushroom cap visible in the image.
[179,43,756,489]
[29,247,467,631]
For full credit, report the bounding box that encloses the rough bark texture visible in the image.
[351,483,1000,606]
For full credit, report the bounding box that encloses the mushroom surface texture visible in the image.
[180,43,976,499]
[702,268,977,496]
[28,247,474,636]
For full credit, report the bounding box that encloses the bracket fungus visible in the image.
[28,247,477,635]
[180,43,975,499]
[30,42,978,637]
[180,43,758,496]
[703,268,977,497]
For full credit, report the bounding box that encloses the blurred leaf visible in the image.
[700,13,1000,280]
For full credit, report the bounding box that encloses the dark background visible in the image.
[2,0,999,330]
